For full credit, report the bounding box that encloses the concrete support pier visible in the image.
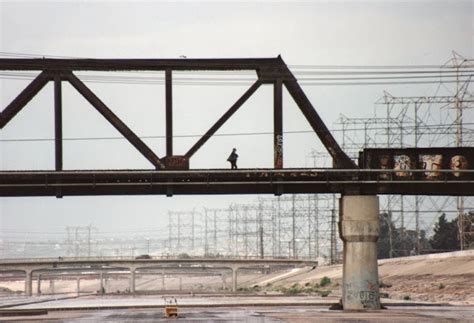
[161,271,165,290]
[76,278,81,296]
[25,270,33,297]
[99,272,104,294]
[221,273,227,290]
[130,269,136,294]
[232,268,238,292]
[339,195,381,310]
[49,279,55,295]
[37,275,42,295]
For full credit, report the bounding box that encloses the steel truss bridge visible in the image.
[1,169,473,197]
[0,57,473,197]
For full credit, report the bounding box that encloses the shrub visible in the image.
[438,283,445,289]
[403,295,411,301]
[379,281,392,288]
[177,253,191,259]
[286,286,303,295]
[320,276,331,287]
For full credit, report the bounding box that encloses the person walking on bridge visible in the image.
[227,148,239,170]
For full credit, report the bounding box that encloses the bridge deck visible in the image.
[0,169,472,196]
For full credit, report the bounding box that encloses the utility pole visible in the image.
[315,195,319,259]
[244,207,249,258]
[168,213,172,254]
[74,227,79,258]
[271,200,277,257]
[87,224,92,258]
[453,52,465,251]
[177,213,181,252]
[192,210,195,251]
[292,195,296,259]
[228,207,233,256]
[307,195,312,259]
[277,196,281,257]
[213,210,217,254]
[330,196,337,264]
[400,197,405,256]
[414,102,421,256]
[258,201,264,259]
[204,209,209,256]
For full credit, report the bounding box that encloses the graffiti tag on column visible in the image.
[276,135,283,154]
[275,134,283,167]
[359,291,379,308]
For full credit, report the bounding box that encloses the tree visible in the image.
[378,212,396,259]
[429,213,459,252]
[377,212,431,259]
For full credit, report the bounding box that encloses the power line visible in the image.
[1,123,473,143]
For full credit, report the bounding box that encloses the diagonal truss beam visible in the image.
[283,79,356,169]
[185,80,262,159]
[0,70,51,129]
[65,72,165,169]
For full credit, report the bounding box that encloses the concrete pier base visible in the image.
[339,195,381,310]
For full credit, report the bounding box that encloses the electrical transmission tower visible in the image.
[335,52,474,254]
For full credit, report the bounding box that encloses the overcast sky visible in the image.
[0,0,473,238]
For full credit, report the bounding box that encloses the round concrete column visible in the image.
[339,195,380,310]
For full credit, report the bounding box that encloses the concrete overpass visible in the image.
[0,257,317,296]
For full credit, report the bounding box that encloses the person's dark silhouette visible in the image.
[227,148,238,170]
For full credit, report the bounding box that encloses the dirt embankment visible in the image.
[250,251,474,304]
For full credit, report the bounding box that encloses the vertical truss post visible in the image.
[166,69,173,157]
[54,75,63,171]
[274,79,283,169]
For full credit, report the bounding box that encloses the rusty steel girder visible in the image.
[0,56,355,172]
[0,169,473,197]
